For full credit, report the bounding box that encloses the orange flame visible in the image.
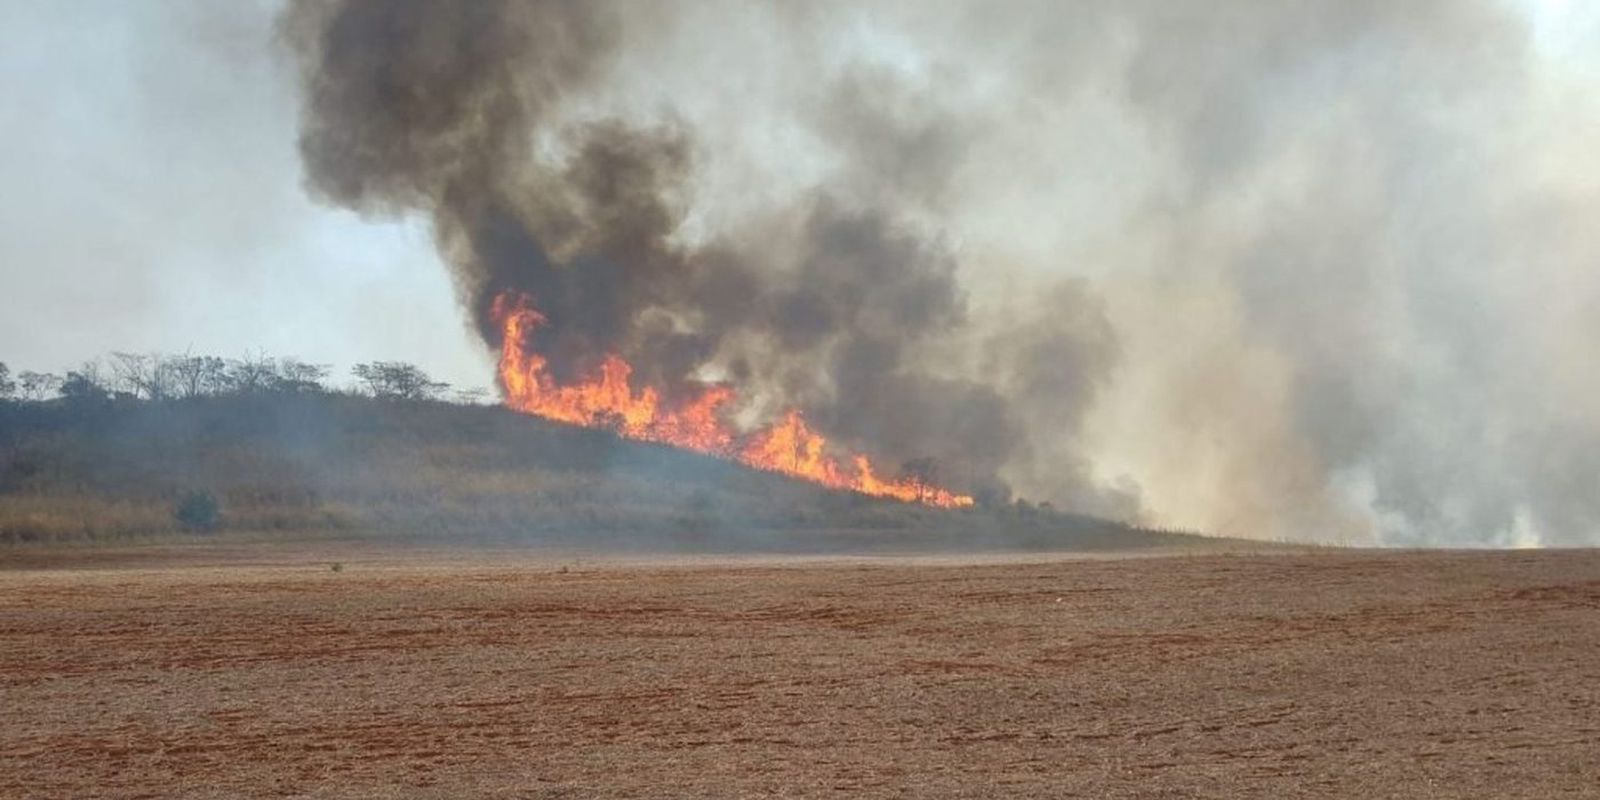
[492,292,974,508]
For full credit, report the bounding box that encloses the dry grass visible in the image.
[0,394,1151,547]
[2,546,1596,798]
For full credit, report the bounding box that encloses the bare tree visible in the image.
[352,361,449,400]
[16,371,61,401]
[109,352,177,401]
[275,359,330,393]
[69,360,108,395]
[108,352,147,399]
[33,351,334,400]
[224,351,279,395]
[899,457,942,504]
[0,362,13,399]
[168,354,228,399]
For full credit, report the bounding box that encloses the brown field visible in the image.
[2,544,1598,798]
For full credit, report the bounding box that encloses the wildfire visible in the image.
[492,292,974,508]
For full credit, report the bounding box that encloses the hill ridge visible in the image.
[0,393,1196,552]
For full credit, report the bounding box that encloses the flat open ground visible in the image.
[2,545,1597,798]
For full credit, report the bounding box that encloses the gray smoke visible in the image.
[280,0,1063,506]
[282,0,1600,545]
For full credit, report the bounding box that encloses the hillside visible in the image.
[0,393,1191,552]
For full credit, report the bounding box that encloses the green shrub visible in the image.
[173,490,221,533]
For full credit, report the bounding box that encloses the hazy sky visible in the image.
[0,0,1587,390]
[2,0,1587,389]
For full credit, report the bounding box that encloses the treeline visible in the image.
[0,354,488,405]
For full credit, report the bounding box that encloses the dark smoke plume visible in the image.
[279,0,1089,507]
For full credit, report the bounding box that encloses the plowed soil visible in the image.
[2,547,1597,798]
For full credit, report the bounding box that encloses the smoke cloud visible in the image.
[281,0,1600,545]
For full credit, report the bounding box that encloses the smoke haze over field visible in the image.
[5,1,1599,545]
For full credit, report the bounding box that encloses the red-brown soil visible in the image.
[2,546,1597,798]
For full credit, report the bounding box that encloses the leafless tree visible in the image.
[109,352,179,401]
[900,457,942,503]
[16,371,61,401]
[352,361,449,400]
[168,354,228,399]
[275,359,330,393]
[224,351,280,395]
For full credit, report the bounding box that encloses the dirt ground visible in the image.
[2,545,1597,798]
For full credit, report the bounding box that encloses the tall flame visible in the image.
[492,292,974,508]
